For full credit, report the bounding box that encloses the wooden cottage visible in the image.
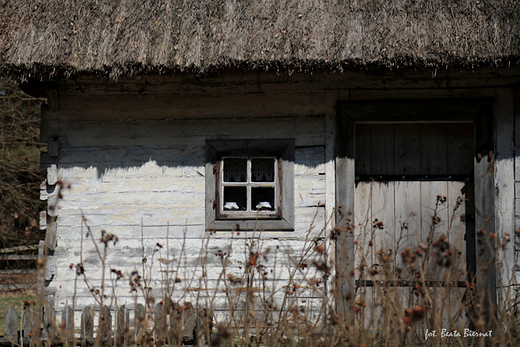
[1,0,520,341]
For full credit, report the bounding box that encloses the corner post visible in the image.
[335,102,355,321]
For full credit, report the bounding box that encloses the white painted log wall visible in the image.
[41,89,331,325]
[38,72,520,326]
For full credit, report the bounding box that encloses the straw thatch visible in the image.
[1,0,519,77]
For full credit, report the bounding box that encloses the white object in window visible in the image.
[224,202,240,210]
[256,201,272,210]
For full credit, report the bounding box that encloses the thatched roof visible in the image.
[1,0,519,77]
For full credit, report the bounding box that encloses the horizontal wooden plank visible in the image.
[53,68,520,97]
[41,147,205,166]
[56,91,326,116]
[0,283,37,290]
[294,146,326,172]
[350,88,482,101]
[53,264,323,285]
[0,269,38,274]
[54,231,328,261]
[0,254,38,260]
[41,116,326,148]
[356,280,467,287]
[55,196,324,219]
[340,98,492,123]
[0,245,39,254]
[55,208,325,239]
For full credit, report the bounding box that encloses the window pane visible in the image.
[223,158,247,182]
[252,187,275,211]
[223,187,247,211]
[252,158,275,182]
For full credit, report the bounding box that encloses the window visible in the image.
[205,139,294,231]
[221,157,277,214]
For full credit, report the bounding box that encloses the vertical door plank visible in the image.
[449,286,468,330]
[420,123,448,175]
[420,181,449,281]
[370,124,394,176]
[394,124,421,175]
[447,180,469,328]
[393,181,421,320]
[367,182,395,328]
[354,181,372,270]
[355,124,372,176]
[394,181,422,274]
[447,123,474,176]
[429,286,450,331]
[354,181,374,329]
[447,181,467,281]
[420,181,449,243]
[369,182,396,262]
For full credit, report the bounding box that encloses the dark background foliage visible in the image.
[0,79,45,248]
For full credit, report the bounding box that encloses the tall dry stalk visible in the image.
[29,191,520,347]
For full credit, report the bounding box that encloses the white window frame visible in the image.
[220,156,278,216]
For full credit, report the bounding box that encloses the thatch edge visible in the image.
[2,55,520,82]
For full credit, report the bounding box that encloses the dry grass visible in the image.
[1,178,516,345]
[22,187,519,347]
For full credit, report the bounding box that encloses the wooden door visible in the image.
[353,123,474,331]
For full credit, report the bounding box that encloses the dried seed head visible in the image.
[412,305,425,320]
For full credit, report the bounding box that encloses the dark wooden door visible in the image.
[353,122,474,329]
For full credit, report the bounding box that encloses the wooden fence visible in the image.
[0,302,212,346]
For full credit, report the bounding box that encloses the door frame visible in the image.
[334,98,496,325]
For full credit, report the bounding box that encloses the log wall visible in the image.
[36,68,519,325]
[39,77,330,324]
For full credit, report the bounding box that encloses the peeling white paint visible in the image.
[44,113,328,313]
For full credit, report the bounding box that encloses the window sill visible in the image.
[206,217,294,231]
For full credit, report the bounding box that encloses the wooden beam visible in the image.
[493,88,515,323]
[335,102,355,319]
[0,254,38,260]
[0,245,38,254]
[473,101,496,331]
[0,269,38,274]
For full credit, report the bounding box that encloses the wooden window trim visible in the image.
[205,139,294,231]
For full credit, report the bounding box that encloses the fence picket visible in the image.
[5,307,18,338]
[81,306,93,340]
[23,308,35,339]
[135,303,145,323]
[134,303,146,343]
[42,301,55,338]
[61,305,73,339]
[2,302,212,345]
[116,305,129,342]
[154,302,166,344]
[98,305,111,341]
